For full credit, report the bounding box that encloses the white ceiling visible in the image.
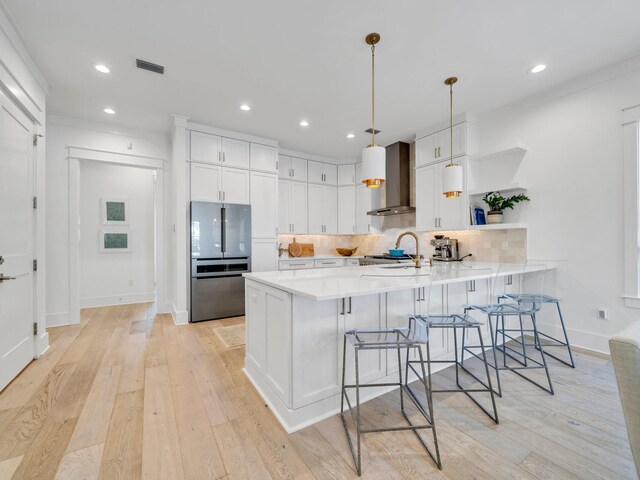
[3,0,640,158]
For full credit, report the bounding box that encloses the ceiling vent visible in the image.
[364,128,381,134]
[136,59,165,74]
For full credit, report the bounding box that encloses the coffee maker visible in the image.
[430,235,460,262]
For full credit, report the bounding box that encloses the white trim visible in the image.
[414,112,477,141]
[47,113,168,143]
[46,312,72,328]
[623,296,640,309]
[66,150,166,326]
[622,104,640,125]
[38,332,49,356]
[188,121,278,148]
[169,302,189,325]
[622,116,640,303]
[68,146,164,170]
[278,148,353,166]
[80,292,156,309]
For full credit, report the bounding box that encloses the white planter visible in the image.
[487,212,503,224]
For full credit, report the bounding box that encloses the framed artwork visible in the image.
[100,228,132,252]
[102,198,130,225]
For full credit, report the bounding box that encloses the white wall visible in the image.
[79,162,155,307]
[46,115,170,326]
[476,63,640,353]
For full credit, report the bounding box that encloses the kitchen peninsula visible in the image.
[243,261,550,433]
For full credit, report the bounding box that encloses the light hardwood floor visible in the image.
[0,303,636,479]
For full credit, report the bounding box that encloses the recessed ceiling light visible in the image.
[299,120,309,127]
[240,104,251,111]
[346,133,355,139]
[95,64,110,74]
[103,108,115,115]
[529,64,547,74]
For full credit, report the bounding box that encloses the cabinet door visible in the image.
[438,159,467,230]
[278,180,291,234]
[221,167,250,204]
[250,171,278,238]
[250,144,278,172]
[221,137,250,168]
[337,186,356,234]
[307,160,324,184]
[278,155,291,179]
[438,124,466,160]
[307,183,324,234]
[290,182,308,233]
[355,185,379,234]
[290,157,308,182]
[191,162,221,202]
[355,162,362,185]
[190,131,221,164]
[415,133,438,167]
[415,165,438,231]
[338,164,355,185]
[323,164,338,185]
[323,186,338,234]
[251,239,278,272]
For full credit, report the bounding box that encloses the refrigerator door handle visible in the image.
[221,206,226,253]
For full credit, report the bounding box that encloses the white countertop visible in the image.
[244,261,550,301]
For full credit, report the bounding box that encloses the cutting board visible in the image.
[288,239,314,257]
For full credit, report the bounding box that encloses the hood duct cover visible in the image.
[367,141,415,216]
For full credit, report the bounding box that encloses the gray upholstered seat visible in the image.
[609,322,640,477]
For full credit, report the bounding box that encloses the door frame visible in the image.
[67,147,166,323]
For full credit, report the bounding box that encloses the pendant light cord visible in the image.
[371,44,375,146]
[449,82,454,166]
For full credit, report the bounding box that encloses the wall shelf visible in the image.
[468,183,528,196]
[470,144,528,163]
[468,222,527,231]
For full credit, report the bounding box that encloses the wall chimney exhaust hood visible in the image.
[367,141,415,216]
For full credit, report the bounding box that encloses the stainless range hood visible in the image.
[367,141,415,216]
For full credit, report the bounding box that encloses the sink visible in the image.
[377,265,414,269]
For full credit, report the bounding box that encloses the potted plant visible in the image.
[482,191,530,224]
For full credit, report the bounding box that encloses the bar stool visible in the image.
[497,282,575,368]
[341,272,441,476]
[406,267,499,424]
[462,263,554,397]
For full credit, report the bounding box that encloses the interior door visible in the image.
[0,89,35,392]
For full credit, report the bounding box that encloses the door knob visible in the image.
[0,273,16,283]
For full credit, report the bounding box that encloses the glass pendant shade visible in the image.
[361,145,385,188]
[443,163,463,198]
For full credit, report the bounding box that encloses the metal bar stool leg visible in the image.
[354,346,362,476]
[477,326,499,423]
[453,326,460,388]
[418,341,442,469]
[555,301,576,368]
[397,347,405,412]
[487,314,503,397]
[531,313,554,394]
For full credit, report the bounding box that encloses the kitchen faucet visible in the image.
[395,231,421,268]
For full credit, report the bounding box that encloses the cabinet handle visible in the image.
[223,152,226,163]
[434,147,437,158]
[292,168,295,177]
[438,146,441,157]
[223,191,226,201]
[434,218,438,228]
[348,297,352,314]
[341,298,345,315]
[506,275,513,286]
[218,151,222,163]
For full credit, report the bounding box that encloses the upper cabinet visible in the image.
[190,163,250,204]
[278,155,307,182]
[279,180,308,234]
[250,144,279,173]
[308,160,337,185]
[337,186,356,234]
[308,184,337,234]
[250,171,278,238]
[415,120,474,168]
[190,131,250,168]
[338,165,356,185]
[355,185,381,234]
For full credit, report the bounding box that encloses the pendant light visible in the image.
[442,76,463,198]
[361,33,385,189]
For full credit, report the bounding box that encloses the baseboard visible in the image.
[169,302,189,325]
[80,292,156,309]
[537,321,611,355]
[46,311,74,327]
[37,331,49,357]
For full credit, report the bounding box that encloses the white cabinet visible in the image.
[415,124,466,168]
[314,259,346,268]
[250,144,279,173]
[278,180,307,234]
[190,132,249,168]
[250,171,278,238]
[308,160,337,185]
[279,155,307,182]
[221,137,250,168]
[338,165,356,185]
[308,184,337,234]
[337,186,356,234]
[251,239,279,272]
[190,163,249,204]
[355,185,381,234]
[415,159,467,232]
[279,259,315,270]
[221,167,250,204]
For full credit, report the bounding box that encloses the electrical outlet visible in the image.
[597,307,608,320]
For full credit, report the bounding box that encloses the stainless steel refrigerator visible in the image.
[190,201,251,322]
